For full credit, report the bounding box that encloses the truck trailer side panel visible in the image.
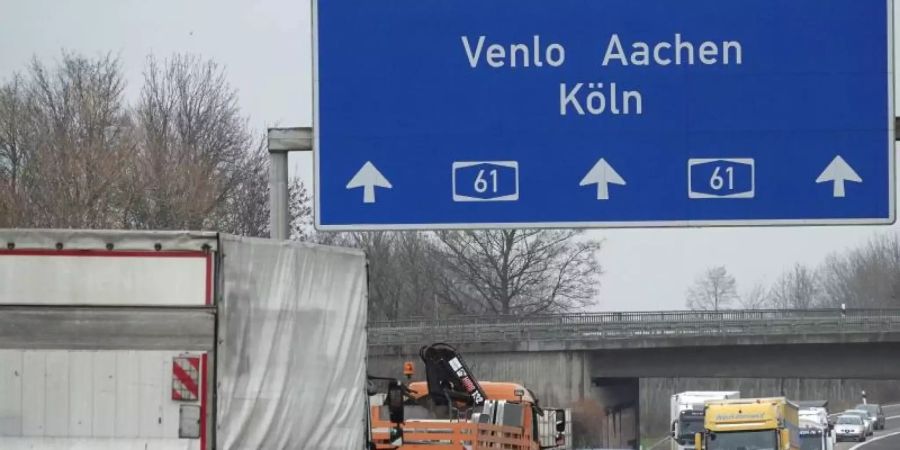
[0,252,209,305]
[0,231,216,450]
[216,235,368,450]
[0,230,370,449]
[0,350,204,450]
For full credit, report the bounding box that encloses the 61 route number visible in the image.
[709,166,734,191]
[474,169,499,194]
[452,161,520,202]
[688,158,755,199]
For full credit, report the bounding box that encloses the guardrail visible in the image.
[368,308,900,347]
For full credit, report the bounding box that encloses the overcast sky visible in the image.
[1,0,897,311]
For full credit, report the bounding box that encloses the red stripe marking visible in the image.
[0,249,207,258]
[202,252,210,449]
[173,361,199,397]
[204,253,212,305]
[172,388,183,401]
[202,255,210,448]
[187,356,200,371]
[200,353,208,450]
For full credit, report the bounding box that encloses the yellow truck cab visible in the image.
[694,397,800,450]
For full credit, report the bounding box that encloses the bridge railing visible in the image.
[367,308,900,346]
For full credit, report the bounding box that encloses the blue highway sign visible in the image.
[313,0,894,230]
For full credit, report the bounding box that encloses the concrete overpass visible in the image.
[368,309,900,448]
[369,308,900,378]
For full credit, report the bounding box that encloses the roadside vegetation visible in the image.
[687,234,900,310]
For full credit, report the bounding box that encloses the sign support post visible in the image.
[267,127,312,239]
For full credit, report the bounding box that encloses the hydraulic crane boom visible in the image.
[419,343,487,407]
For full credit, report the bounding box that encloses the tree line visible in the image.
[0,52,605,320]
[323,230,603,320]
[686,233,900,310]
[0,52,272,234]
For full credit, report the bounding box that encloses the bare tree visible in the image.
[434,230,602,315]
[0,51,278,237]
[738,282,771,309]
[0,74,27,226]
[287,177,313,241]
[686,266,737,311]
[351,232,403,319]
[291,222,604,318]
[9,53,133,228]
[769,263,820,309]
[819,234,900,308]
[127,54,260,231]
[334,231,448,320]
[213,142,269,237]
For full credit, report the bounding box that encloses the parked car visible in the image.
[844,409,874,436]
[834,414,867,442]
[855,403,885,430]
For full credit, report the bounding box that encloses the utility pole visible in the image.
[267,127,312,239]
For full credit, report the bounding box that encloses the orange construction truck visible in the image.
[368,343,566,450]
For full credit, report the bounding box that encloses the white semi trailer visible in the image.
[537,407,573,450]
[799,418,834,450]
[798,400,835,450]
[0,230,368,450]
[670,391,740,450]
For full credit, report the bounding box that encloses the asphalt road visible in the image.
[834,404,900,450]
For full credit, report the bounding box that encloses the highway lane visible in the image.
[835,404,900,450]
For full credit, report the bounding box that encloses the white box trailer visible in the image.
[0,230,368,450]
[536,407,572,450]
[670,391,740,450]
[799,418,834,450]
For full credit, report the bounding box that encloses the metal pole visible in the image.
[267,127,313,240]
[269,150,290,239]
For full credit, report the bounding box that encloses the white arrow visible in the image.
[346,161,392,203]
[580,158,626,200]
[815,155,862,198]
